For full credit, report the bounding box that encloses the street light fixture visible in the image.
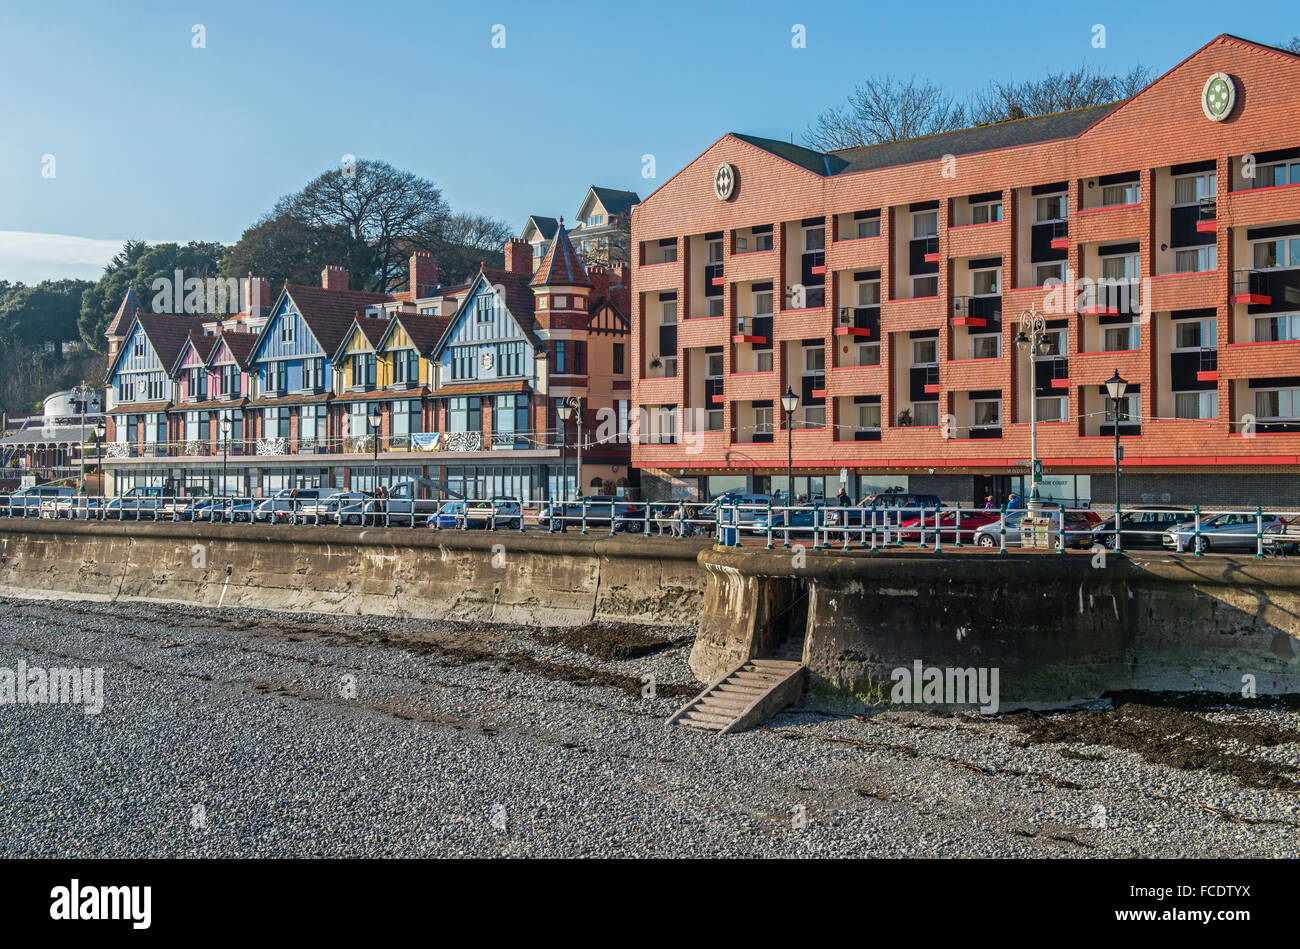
[1105,369,1130,552]
[1016,309,1052,511]
[781,385,798,518]
[555,401,573,532]
[94,422,105,498]
[219,417,232,499]
[368,407,382,495]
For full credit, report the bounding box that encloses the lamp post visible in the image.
[219,417,232,499]
[555,400,573,532]
[781,384,798,510]
[1015,310,1054,513]
[72,382,92,494]
[566,396,583,499]
[368,406,382,495]
[1105,369,1129,553]
[94,422,105,500]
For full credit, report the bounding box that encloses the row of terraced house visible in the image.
[101,188,640,500]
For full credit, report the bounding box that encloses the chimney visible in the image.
[504,238,533,275]
[610,263,629,289]
[243,277,273,316]
[410,252,438,299]
[322,266,349,291]
[587,266,610,299]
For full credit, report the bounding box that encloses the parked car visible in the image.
[104,486,168,520]
[261,489,325,523]
[332,492,378,526]
[1081,506,1193,549]
[295,491,371,526]
[848,492,943,527]
[748,504,819,538]
[536,494,634,530]
[970,509,1093,548]
[894,509,1002,543]
[376,479,441,527]
[1264,515,1300,557]
[157,489,214,521]
[1163,512,1283,553]
[696,492,774,531]
[426,498,521,530]
[5,485,75,515]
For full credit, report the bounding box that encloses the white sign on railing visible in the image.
[256,437,287,456]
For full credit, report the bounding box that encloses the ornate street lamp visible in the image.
[556,400,573,532]
[94,422,105,499]
[220,417,232,499]
[368,406,382,495]
[1105,369,1130,552]
[781,385,799,508]
[1016,309,1054,511]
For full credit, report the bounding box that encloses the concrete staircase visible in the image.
[668,653,806,734]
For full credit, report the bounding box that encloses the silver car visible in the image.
[1163,512,1283,554]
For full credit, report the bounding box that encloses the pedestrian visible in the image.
[983,493,995,511]
[837,486,850,508]
[674,499,689,537]
[1008,492,1022,511]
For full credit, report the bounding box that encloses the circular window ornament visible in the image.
[714,162,736,201]
[1202,72,1235,122]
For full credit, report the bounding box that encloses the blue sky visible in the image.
[1,0,1294,282]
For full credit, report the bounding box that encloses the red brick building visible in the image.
[630,34,1300,507]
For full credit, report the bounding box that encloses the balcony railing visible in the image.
[1050,220,1069,249]
[1196,197,1217,232]
[951,295,1002,328]
[1231,269,1271,304]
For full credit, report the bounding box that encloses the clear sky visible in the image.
[0,0,1294,282]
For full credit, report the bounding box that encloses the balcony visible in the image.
[732,315,768,345]
[951,295,1002,328]
[920,235,940,264]
[1195,197,1217,234]
[1197,348,1218,382]
[1050,220,1069,250]
[1035,355,1069,393]
[834,306,874,338]
[1231,269,1271,305]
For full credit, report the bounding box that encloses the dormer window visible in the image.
[365,306,382,319]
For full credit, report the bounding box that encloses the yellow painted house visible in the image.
[334,312,450,392]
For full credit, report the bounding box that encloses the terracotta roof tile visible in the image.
[530,224,591,288]
[282,284,396,356]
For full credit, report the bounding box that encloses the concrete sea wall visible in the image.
[0,520,710,627]
[695,547,1300,709]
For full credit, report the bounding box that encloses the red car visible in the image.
[893,510,1002,543]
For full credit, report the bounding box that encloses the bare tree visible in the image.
[427,212,514,284]
[967,64,1154,125]
[804,75,967,150]
[278,159,451,293]
[805,64,1154,149]
[1285,36,1300,53]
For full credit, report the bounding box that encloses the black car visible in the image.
[1084,506,1193,549]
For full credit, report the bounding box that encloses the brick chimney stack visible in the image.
[587,266,610,299]
[409,252,438,299]
[504,238,533,275]
[322,266,349,291]
[243,277,273,316]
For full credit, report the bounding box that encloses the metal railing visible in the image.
[6,494,1299,559]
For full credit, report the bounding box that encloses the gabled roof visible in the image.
[523,215,558,241]
[171,331,219,375]
[586,186,640,217]
[332,315,392,361]
[433,267,542,358]
[380,311,452,355]
[255,283,394,360]
[105,287,146,339]
[731,103,1122,178]
[107,313,210,382]
[530,223,591,288]
[212,330,258,369]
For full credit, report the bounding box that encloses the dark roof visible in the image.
[387,312,451,354]
[530,225,591,288]
[589,187,640,216]
[525,215,558,240]
[215,329,258,369]
[281,284,394,357]
[134,315,211,375]
[731,103,1122,178]
[173,331,219,373]
[105,287,146,339]
[435,266,541,356]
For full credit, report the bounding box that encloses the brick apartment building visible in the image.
[629,34,1300,508]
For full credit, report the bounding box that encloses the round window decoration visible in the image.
[714,162,736,201]
[1202,72,1235,122]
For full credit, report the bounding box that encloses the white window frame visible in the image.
[854,278,880,306]
[1036,395,1067,422]
[912,339,938,366]
[1172,317,1216,351]
[803,226,826,252]
[1102,325,1138,352]
[856,342,881,367]
[1251,237,1300,270]
[855,402,881,432]
[755,351,774,373]
[1174,246,1216,274]
[911,275,938,298]
[970,200,1002,225]
[971,398,1001,429]
[1034,261,1066,286]
[911,211,938,239]
[1034,194,1067,223]
[970,334,1000,359]
[971,267,1000,297]
[1252,313,1300,343]
[1100,182,1140,207]
[1174,390,1218,420]
[1254,387,1300,420]
[855,218,881,240]
[911,402,939,427]
[1172,172,1216,206]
